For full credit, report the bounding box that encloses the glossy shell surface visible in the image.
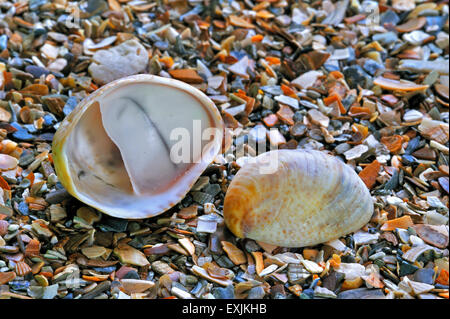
[53,74,223,219]
[224,150,374,247]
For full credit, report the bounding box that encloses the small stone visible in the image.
[276,105,295,125]
[392,0,415,11]
[435,83,449,100]
[88,39,149,85]
[438,177,449,194]
[409,235,425,247]
[47,58,67,72]
[208,76,224,89]
[115,266,139,280]
[396,17,427,33]
[363,59,385,76]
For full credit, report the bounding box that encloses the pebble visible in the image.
[88,39,149,85]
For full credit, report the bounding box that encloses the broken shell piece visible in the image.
[53,74,223,219]
[223,150,373,247]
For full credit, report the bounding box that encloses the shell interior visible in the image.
[55,75,223,219]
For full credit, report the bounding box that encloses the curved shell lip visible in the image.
[52,74,224,219]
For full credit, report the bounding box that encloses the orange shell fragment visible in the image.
[436,269,449,286]
[373,77,429,92]
[380,215,414,231]
[251,251,264,275]
[221,241,246,265]
[358,160,381,189]
[381,135,403,153]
